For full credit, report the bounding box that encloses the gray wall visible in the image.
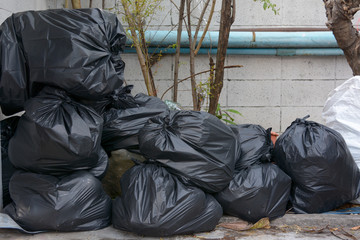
[0,0,354,133]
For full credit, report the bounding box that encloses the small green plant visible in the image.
[253,0,279,15]
[215,104,242,125]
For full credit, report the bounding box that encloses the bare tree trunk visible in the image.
[173,0,185,102]
[136,2,157,97]
[71,0,81,9]
[186,0,200,110]
[208,0,235,115]
[89,0,93,8]
[324,0,360,75]
[121,0,157,96]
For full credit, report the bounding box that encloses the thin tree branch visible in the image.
[173,0,185,102]
[193,0,211,51]
[349,6,360,15]
[195,0,216,55]
[161,65,243,100]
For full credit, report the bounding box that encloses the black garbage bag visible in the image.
[138,110,237,193]
[4,171,111,232]
[273,116,360,213]
[79,85,137,115]
[0,8,126,115]
[8,87,104,176]
[101,93,169,153]
[88,148,109,180]
[230,124,273,171]
[215,163,291,223]
[1,116,20,208]
[0,16,28,115]
[112,164,222,237]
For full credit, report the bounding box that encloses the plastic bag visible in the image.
[215,163,291,223]
[0,16,28,115]
[88,148,109,180]
[112,164,222,237]
[80,85,138,115]
[230,124,273,171]
[8,87,104,176]
[273,116,360,213]
[138,110,237,193]
[322,76,360,168]
[101,93,169,153]
[4,171,111,232]
[1,117,20,209]
[0,8,126,115]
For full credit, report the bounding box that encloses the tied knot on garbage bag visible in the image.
[8,87,106,176]
[138,110,237,193]
[101,93,170,153]
[0,8,127,116]
[109,85,138,110]
[273,115,360,213]
[112,164,222,237]
[230,124,274,172]
[4,171,112,232]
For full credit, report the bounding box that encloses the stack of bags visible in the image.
[3,7,359,239]
[0,8,293,237]
[0,8,126,232]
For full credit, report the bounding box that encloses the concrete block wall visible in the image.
[123,53,353,133]
[0,0,356,133]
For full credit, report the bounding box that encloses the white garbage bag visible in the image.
[322,76,360,169]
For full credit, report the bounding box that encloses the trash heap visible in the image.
[1,8,360,238]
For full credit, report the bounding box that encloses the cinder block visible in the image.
[282,0,328,27]
[126,80,147,95]
[281,56,336,80]
[122,54,173,81]
[281,80,335,107]
[281,107,325,132]
[227,80,281,107]
[155,80,174,101]
[0,0,48,23]
[122,54,143,81]
[227,107,281,132]
[171,0,222,32]
[335,56,353,80]
[226,56,282,80]
[232,0,282,28]
[177,55,218,80]
[174,78,227,109]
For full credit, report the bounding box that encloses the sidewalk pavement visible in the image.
[1,213,360,240]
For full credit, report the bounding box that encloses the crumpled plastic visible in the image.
[4,171,112,232]
[8,87,104,176]
[102,93,169,153]
[230,124,273,172]
[0,8,126,115]
[273,116,360,213]
[138,110,237,193]
[112,164,222,237]
[215,163,291,222]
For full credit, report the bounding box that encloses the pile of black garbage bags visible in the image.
[1,8,360,238]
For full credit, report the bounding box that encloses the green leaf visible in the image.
[224,109,242,116]
[263,2,267,10]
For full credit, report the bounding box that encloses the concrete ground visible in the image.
[1,213,360,240]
